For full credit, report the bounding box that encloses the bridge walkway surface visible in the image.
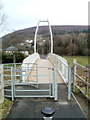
[5,59,86,119]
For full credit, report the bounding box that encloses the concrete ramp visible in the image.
[28,59,64,83]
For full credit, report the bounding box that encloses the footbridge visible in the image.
[2,52,71,101]
[2,20,72,101]
[0,20,87,119]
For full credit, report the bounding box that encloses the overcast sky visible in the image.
[0,0,89,37]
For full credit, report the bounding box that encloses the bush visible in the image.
[2,51,26,63]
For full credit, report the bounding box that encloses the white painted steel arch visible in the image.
[34,20,53,53]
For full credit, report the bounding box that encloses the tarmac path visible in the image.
[5,59,87,119]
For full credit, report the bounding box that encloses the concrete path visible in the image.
[5,59,87,120]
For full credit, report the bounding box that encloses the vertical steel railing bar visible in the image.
[13,67,16,98]
[52,70,54,97]
[36,64,38,88]
[11,67,14,101]
[49,68,51,96]
[54,67,57,101]
[2,65,4,102]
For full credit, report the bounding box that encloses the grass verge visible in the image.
[62,56,88,66]
[0,98,13,119]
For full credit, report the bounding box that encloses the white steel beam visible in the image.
[34,19,53,53]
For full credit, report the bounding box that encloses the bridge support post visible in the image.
[68,63,71,100]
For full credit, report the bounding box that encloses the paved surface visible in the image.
[5,84,86,119]
[4,59,87,119]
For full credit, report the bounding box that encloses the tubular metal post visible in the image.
[48,68,51,96]
[13,66,16,98]
[52,69,55,97]
[36,64,38,88]
[68,63,71,100]
[54,67,57,101]
[73,59,76,91]
[11,67,14,101]
[66,65,68,83]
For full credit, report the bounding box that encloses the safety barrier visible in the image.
[22,53,40,81]
[0,64,4,103]
[73,61,90,101]
[3,63,57,101]
[47,53,69,83]
[47,53,71,100]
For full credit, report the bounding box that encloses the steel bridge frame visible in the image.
[34,19,53,53]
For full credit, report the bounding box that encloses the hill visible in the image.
[2,25,88,49]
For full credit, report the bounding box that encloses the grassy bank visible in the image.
[0,98,13,119]
[62,56,88,66]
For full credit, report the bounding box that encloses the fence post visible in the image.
[85,66,89,96]
[11,67,14,101]
[68,63,71,100]
[73,59,76,92]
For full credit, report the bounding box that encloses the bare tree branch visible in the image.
[0,2,6,34]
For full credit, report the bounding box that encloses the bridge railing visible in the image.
[47,53,69,83]
[0,64,4,103]
[47,53,71,100]
[22,53,40,82]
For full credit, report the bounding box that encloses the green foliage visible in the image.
[34,33,88,56]
[2,51,13,63]
[2,51,26,63]
[2,98,13,118]
[53,33,88,56]
[2,26,88,56]
[15,52,26,63]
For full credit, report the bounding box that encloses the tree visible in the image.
[0,3,6,33]
[0,3,6,63]
[66,43,79,56]
[76,33,88,55]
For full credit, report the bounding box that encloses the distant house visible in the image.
[25,40,33,44]
[6,46,18,53]
[6,46,29,55]
[20,43,24,46]
[20,51,29,56]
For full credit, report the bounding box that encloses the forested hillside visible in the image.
[2,25,88,56]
